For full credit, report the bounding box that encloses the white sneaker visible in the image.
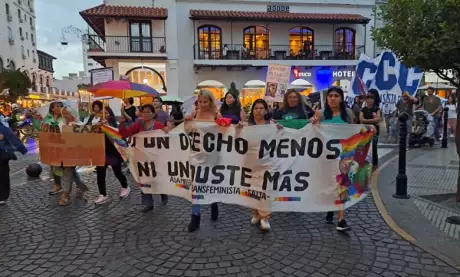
[0,201,6,205]
[260,219,271,231]
[119,187,130,198]
[94,195,108,205]
[251,216,260,225]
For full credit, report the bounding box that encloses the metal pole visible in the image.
[394,113,410,199]
[442,107,449,148]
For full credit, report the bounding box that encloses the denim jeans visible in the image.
[192,204,201,215]
[433,115,441,139]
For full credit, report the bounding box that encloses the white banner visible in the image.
[126,122,374,213]
[349,51,423,110]
[264,64,291,102]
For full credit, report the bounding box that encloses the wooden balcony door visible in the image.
[130,21,152,53]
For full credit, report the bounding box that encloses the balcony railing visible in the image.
[193,44,365,61]
[87,35,167,54]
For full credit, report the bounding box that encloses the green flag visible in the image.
[275,119,309,129]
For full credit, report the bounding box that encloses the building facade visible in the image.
[0,0,38,76]
[80,0,380,102]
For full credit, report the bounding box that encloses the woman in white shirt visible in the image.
[445,95,457,138]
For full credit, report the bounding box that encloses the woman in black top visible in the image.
[122,97,137,124]
[91,106,130,205]
[272,90,314,121]
[170,104,184,127]
[359,94,381,167]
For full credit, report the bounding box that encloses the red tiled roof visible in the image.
[80,4,168,19]
[189,10,369,24]
[80,4,168,37]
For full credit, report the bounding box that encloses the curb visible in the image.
[371,150,460,271]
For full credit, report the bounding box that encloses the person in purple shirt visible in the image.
[152,96,171,126]
[220,92,246,124]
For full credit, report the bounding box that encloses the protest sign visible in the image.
[39,130,105,166]
[264,64,291,102]
[349,51,423,110]
[126,121,374,213]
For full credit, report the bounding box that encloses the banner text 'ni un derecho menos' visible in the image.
[125,121,374,213]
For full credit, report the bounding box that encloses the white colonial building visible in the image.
[0,0,38,75]
[80,0,381,103]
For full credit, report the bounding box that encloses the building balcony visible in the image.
[86,35,167,59]
[193,44,365,67]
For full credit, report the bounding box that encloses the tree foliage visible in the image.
[0,69,32,102]
[373,0,460,202]
[372,0,460,86]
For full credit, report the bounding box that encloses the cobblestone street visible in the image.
[1,150,460,277]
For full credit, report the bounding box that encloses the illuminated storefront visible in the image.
[19,93,54,108]
[291,66,356,92]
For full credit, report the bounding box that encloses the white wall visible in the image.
[0,0,38,73]
[53,76,90,92]
[174,0,376,98]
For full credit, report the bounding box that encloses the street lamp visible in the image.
[60,25,88,46]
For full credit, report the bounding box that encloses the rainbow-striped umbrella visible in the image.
[88,80,160,99]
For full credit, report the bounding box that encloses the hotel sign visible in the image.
[267,5,290,12]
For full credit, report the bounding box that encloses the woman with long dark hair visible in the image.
[247,99,282,231]
[91,106,130,205]
[311,87,354,231]
[272,90,314,121]
[220,92,246,125]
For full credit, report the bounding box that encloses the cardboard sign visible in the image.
[39,131,105,166]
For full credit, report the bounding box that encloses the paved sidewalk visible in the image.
[377,146,460,268]
[1,150,459,276]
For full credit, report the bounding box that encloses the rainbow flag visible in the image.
[100,124,128,147]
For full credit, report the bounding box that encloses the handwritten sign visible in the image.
[264,64,291,102]
[39,131,105,166]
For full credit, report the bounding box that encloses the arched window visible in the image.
[46,76,51,87]
[32,73,36,85]
[39,75,43,86]
[243,26,269,59]
[8,27,13,40]
[0,58,3,73]
[5,3,9,15]
[335,27,356,59]
[21,46,25,56]
[289,27,314,57]
[8,61,15,70]
[197,25,222,59]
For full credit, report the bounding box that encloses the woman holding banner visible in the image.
[247,99,284,231]
[88,106,130,205]
[311,87,354,231]
[272,90,314,123]
[220,92,246,125]
[184,89,222,232]
[118,104,170,213]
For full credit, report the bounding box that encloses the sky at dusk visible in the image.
[35,0,101,78]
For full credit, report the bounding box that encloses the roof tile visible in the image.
[189,10,369,23]
[80,4,168,19]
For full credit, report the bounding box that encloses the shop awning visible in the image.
[189,10,370,24]
[80,4,168,38]
[244,80,266,88]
